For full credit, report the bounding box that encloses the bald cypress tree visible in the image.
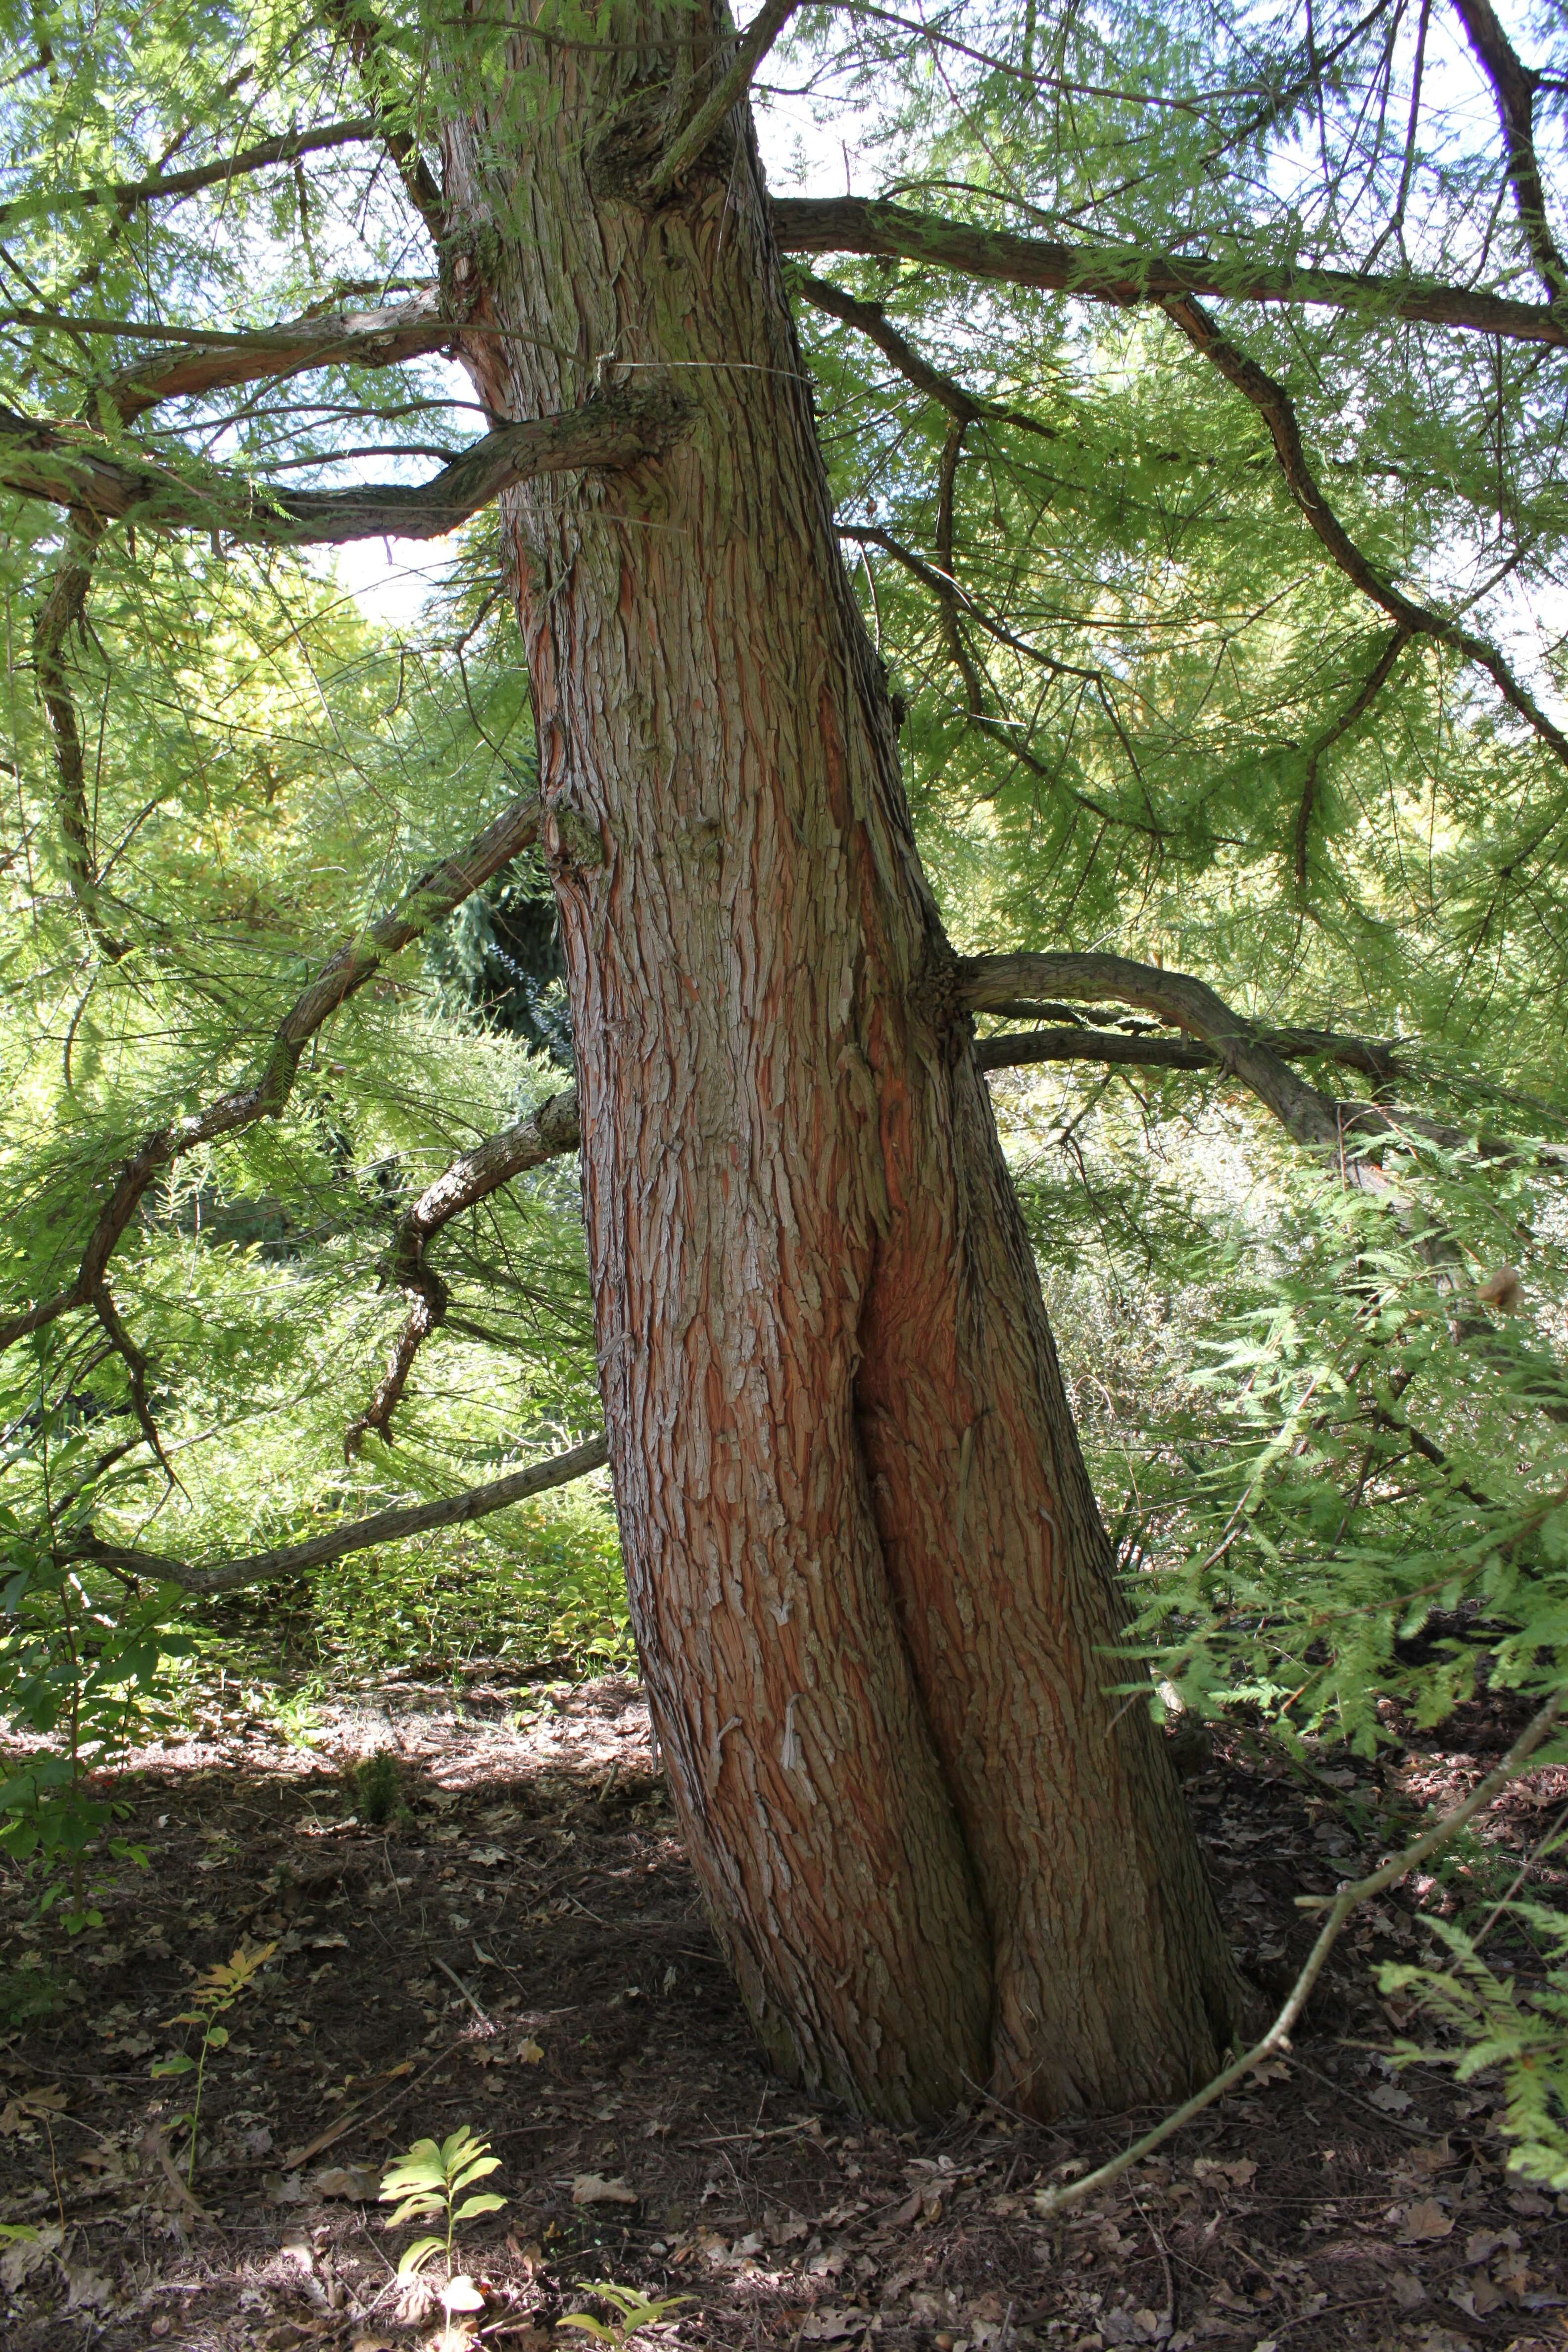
[6,0,1568,2120]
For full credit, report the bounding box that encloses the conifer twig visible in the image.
[344,1090,583,1457]
[0,794,545,1354]
[1161,294,1568,773]
[0,119,380,231]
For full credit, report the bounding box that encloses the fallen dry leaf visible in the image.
[1368,2083,1412,2114]
[1449,2271,1506,2317]
[798,2309,865,2342]
[1192,2156,1257,2189]
[65,2262,113,2311]
[571,2173,638,2205]
[1400,2197,1454,2244]
[0,2228,57,2291]
[315,2164,381,2200]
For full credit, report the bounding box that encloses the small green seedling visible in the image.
[560,2283,692,2346]
[151,1940,274,2183]
[347,1748,403,1825]
[379,2123,506,2281]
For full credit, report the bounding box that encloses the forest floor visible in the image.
[0,1672,1565,2352]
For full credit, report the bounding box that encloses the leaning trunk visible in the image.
[441,2,1248,2121]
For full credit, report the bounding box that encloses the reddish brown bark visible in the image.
[441,1,1249,2121]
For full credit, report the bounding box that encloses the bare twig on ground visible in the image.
[1035,1690,1564,2219]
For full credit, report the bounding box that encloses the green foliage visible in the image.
[379,2123,506,2279]
[1111,1136,1568,1752]
[0,1965,71,2028]
[560,2283,692,2346]
[152,1940,275,2184]
[291,1478,631,1682]
[0,1507,187,1927]
[347,1747,404,1826]
[1383,1906,1568,2190]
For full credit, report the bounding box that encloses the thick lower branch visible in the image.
[67,1431,609,1595]
[962,954,1566,1169]
[345,1088,583,1457]
[108,290,450,423]
[959,950,1346,1147]
[0,384,691,541]
[975,1022,1402,1084]
[0,795,541,1354]
[771,195,1568,347]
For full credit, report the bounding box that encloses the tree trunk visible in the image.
[441,2,1249,2122]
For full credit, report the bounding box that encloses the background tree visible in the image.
[3,0,1568,2136]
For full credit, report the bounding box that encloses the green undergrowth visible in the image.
[195,1480,632,1693]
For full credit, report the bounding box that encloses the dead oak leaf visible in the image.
[1399,2198,1453,2244]
[1449,2271,1507,2318]
[315,2165,381,2200]
[0,2084,68,2135]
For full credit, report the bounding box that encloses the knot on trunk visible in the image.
[587,89,736,208]
[439,221,501,323]
[545,800,607,878]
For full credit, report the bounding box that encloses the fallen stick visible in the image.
[1035,1689,1565,2219]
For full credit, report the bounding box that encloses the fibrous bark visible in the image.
[439,0,1249,2124]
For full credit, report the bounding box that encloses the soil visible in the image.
[0,1673,1564,2352]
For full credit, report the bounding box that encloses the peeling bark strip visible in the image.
[442,0,1247,2124]
[0,796,541,1354]
[0,385,690,542]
